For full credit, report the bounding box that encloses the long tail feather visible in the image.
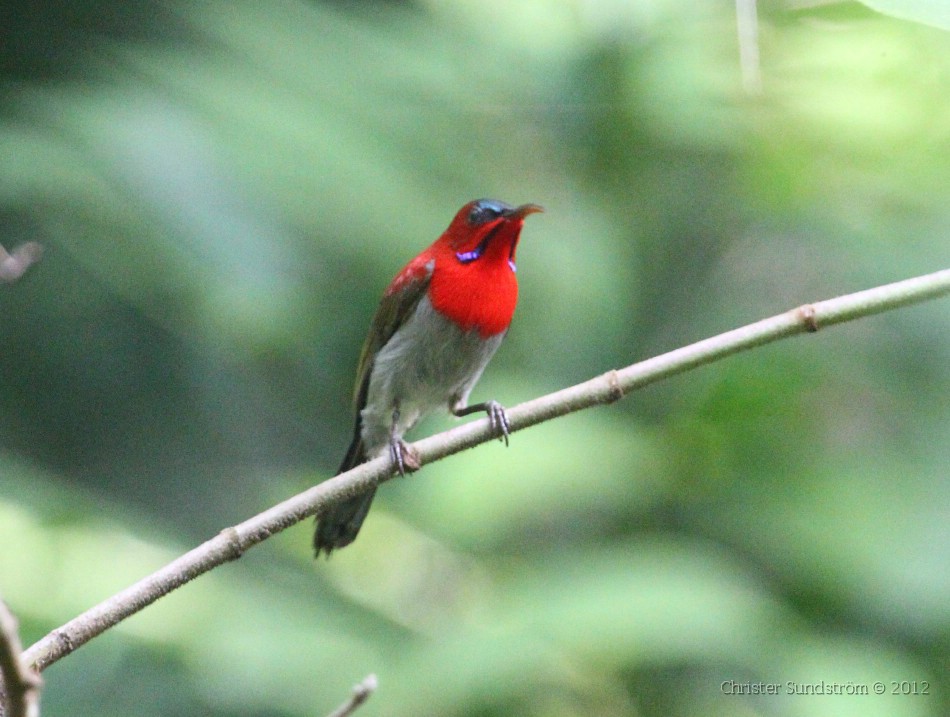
[313,431,377,557]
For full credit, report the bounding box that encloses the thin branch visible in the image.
[0,601,42,717]
[21,268,950,672]
[324,674,377,717]
[736,0,763,94]
[0,243,43,283]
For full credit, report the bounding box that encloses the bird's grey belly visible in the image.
[360,294,504,455]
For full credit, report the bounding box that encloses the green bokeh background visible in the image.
[1,1,947,715]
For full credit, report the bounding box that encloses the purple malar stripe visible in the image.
[454,223,515,268]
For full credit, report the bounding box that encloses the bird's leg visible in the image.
[452,399,511,446]
[389,405,420,475]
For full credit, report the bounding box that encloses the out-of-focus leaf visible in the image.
[857,0,950,30]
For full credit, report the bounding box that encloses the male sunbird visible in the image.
[314,199,543,556]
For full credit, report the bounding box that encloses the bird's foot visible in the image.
[454,400,511,446]
[485,400,511,446]
[389,438,421,476]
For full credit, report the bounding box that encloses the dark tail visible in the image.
[313,430,376,557]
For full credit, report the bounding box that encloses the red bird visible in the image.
[314,199,543,556]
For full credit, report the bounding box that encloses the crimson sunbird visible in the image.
[314,199,543,556]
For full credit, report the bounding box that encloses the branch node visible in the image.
[797,303,819,332]
[52,630,73,655]
[217,527,245,561]
[603,369,624,403]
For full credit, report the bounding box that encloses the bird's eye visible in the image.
[467,199,510,226]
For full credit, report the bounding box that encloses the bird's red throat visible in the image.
[428,225,521,338]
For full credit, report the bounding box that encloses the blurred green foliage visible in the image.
[1,1,948,716]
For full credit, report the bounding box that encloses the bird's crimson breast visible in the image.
[427,257,518,338]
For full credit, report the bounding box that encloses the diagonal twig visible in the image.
[20,267,950,673]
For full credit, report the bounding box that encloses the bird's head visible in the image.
[438,199,544,272]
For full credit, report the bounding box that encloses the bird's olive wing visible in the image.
[351,258,434,413]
